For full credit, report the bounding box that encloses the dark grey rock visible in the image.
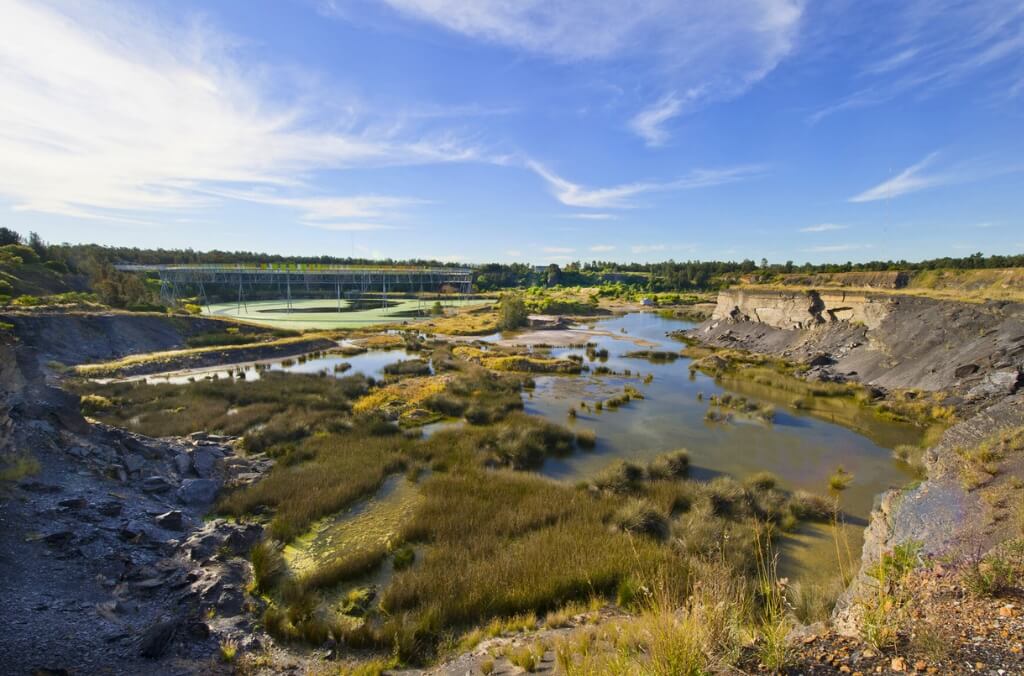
[173,452,192,476]
[123,453,145,475]
[214,585,245,616]
[190,448,219,478]
[223,524,262,556]
[96,500,122,517]
[154,510,186,531]
[119,520,147,541]
[185,621,210,640]
[42,530,75,547]
[138,618,177,658]
[18,480,61,493]
[807,352,834,367]
[176,478,220,506]
[57,497,88,510]
[66,445,90,459]
[141,475,173,493]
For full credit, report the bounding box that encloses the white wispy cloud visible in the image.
[851,153,1023,203]
[800,223,847,232]
[631,244,667,254]
[809,1,1024,122]
[304,222,401,231]
[542,246,575,254]
[340,1,804,140]
[849,153,947,202]
[505,249,522,257]
[0,1,477,224]
[629,93,684,147]
[801,244,871,253]
[561,213,617,220]
[590,244,616,252]
[527,161,764,209]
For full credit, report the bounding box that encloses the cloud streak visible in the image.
[809,1,1024,123]
[527,161,764,209]
[343,1,805,144]
[0,1,477,224]
[849,153,949,202]
[800,223,846,232]
[629,93,684,147]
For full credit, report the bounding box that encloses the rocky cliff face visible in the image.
[711,288,892,330]
[0,334,271,673]
[0,311,242,366]
[703,289,1024,401]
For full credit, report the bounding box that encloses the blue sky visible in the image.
[1,0,1022,264]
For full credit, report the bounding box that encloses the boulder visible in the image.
[190,448,220,478]
[954,363,979,378]
[173,453,192,476]
[42,530,75,547]
[58,497,88,510]
[96,500,123,517]
[807,353,834,367]
[154,510,187,531]
[176,478,220,506]
[967,368,1022,399]
[223,523,262,556]
[138,618,178,658]
[141,476,174,493]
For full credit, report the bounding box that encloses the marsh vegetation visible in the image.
[68,311,947,671]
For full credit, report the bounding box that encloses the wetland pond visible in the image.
[129,312,923,584]
[521,312,923,584]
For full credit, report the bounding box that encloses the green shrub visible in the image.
[0,244,37,264]
[498,294,528,330]
[392,544,416,570]
[11,294,42,307]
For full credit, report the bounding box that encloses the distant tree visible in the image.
[760,257,769,269]
[0,227,21,246]
[28,232,47,261]
[498,294,528,331]
[546,264,561,286]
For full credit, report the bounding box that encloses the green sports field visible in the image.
[203,297,484,330]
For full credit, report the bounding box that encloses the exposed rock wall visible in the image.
[0,311,245,366]
[711,288,892,330]
[703,290,1024,400]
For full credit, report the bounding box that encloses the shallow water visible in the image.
[139,346,425,384]
[519,312,922,582]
